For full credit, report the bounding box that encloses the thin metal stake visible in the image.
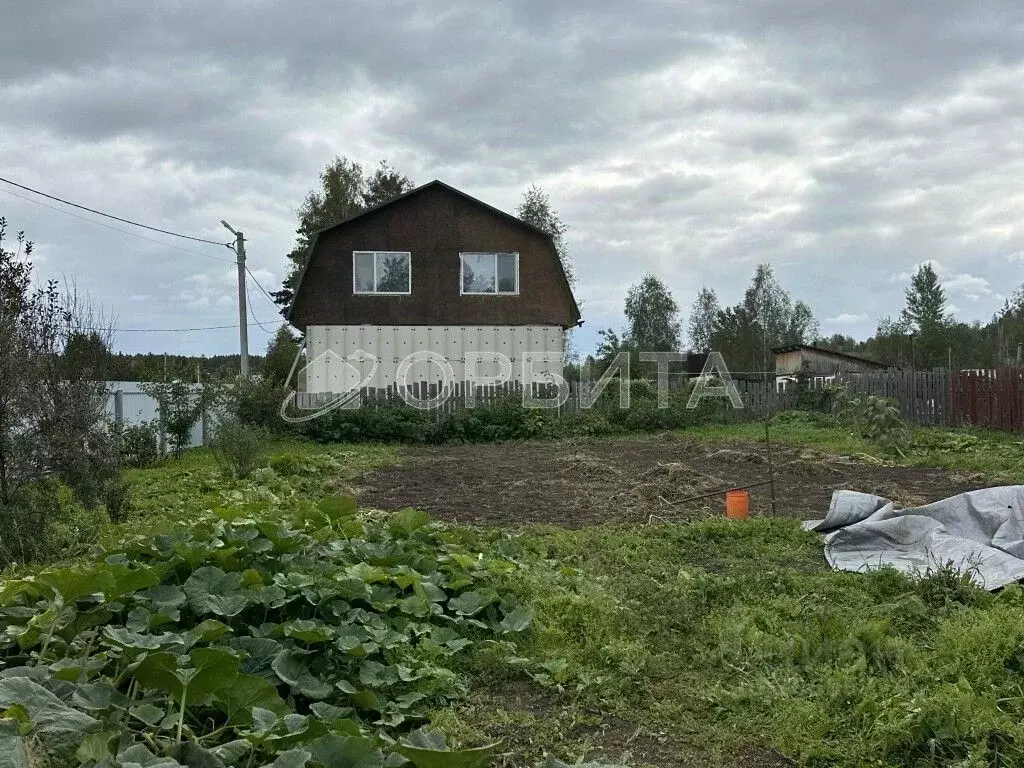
[764,414,778,516]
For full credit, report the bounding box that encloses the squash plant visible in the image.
[0,496,529,767]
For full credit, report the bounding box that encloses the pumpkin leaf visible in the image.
[184,567,253,617]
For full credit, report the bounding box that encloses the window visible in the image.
[353,251,411,294]
[460,252,518,295]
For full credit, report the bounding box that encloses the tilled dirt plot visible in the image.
[360,435,986,526]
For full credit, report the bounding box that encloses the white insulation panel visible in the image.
[304,325,564,391]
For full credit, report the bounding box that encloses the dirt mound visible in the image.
[867,481,925,508]
[611,462,726,519]
[552,452,620,479]
[705,447,767,465]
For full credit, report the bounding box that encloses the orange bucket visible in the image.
[725,489,750,520]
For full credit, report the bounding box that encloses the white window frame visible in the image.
[459,252,520,296]
[352,251,412,295]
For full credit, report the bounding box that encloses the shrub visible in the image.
[115,420,161,468]
[0,221,124,566]
[0,500,536,764]
[140,378,221,455]
[224,375,291,433]
[211,420,268,479]
[0,481,64,564]
[838,394,911,456]
[299,404,430,443]
[102,477,133,523]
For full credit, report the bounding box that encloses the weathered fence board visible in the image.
[292,367,1024,434]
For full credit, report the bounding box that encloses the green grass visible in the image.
[690,411,1024,482]
[111,439,397,538]
[11,423,1024,766]
[439,520,1024,767]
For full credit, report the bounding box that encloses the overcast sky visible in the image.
[2,1,1022,357]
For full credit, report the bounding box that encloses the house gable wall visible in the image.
[289,184,577,329]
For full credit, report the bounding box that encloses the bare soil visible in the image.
[360,435,986,526]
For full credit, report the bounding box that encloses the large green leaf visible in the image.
[134,648,240,705]
[36,567,115,602]
[388,508,430,538]
[498,605,533,633]
[0,677,100,754]
[317,496,358,525]
[233,636,283,679]
[104,563,164,598]
[75,731,119,762]
[177,742,229,768]
[284,619,335,644]
[305,733,385,768]
[271,750,311,768]
[215,673,290,726]
[272,650,334,700]
[395,730,501,768]
[447,591,495,617]
[0,719,28,768]
[103,626,183,654]
[142,585,188,615]
[184,567,253,617]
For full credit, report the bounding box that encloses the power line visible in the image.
[88,321,281,333]
[0,175,233,247]
[0,185,235,263]
[245,266,282,310]
[245,281,276,335]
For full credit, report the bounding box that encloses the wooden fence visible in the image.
[947,368,1024,432]
[296,366,1024,434]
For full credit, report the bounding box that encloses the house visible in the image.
[288,180,581,392]
[772,344,884,389]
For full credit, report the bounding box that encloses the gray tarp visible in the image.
[804,486,1024,590]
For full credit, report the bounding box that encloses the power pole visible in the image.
[222,221,249,377]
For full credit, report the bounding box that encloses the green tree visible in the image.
[140,379,222,456]
[687,286,719,351]
[516,184,575,287]
[743,263,792,372]
[364,160,414,208]
[900,263,950,368]
[710,305,758,372]
[786,300,820,345]
[272,157,414,308]
[705,264,818,374]
[262,326,300,387]
[0,220,121,562]
[624,274,681,352]
[901,263,949,330]
[864,316,911,368]
[593,328,628,368]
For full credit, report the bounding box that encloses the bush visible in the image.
[115,420,161,468]
[140,378,221,455]
[299,404,431,443]
[224,376,291,433]
[102,477,133,523]
[211,420,268,479]
[838,394,911,456]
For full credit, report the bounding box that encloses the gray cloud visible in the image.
[1,0,1022,356]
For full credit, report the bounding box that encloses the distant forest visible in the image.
[103,352,265,382]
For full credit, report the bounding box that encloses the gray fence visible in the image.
[294,367,1024,433]
[105,381,207,449]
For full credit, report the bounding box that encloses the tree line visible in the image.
[591,260,1024,375]
[588,263,820,376]
[816,263,1024,370]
